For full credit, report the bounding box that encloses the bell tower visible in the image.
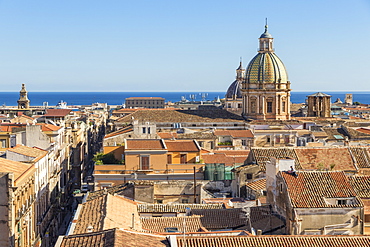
[17,84,30,109]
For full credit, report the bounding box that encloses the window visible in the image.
[251,99,256,113]
[242,139,247,146]
[165,227,179,232]
[276,135,280,143]
[140,156,150,170]
[282,101,286,112]
[337,199,347,205]
[180,154,187,164]
[228,104,231,108]
[198,141,204,147]
[156,200,163,204]
[0,139,6,148]
[246,173,253,180]
[285,135,290,144]
[238,103,242,108]
[267,136,271,143]
[167,154,172,164]
[142,127,146,134]
[267,101,273,113]
[182,199,189,203]
[147,127,151,134]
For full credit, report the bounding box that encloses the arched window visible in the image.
[250,98,257,113]
[267,97,273,113]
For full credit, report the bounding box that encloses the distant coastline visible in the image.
[0,91,369,106]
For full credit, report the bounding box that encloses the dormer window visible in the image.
[337,199,347,205]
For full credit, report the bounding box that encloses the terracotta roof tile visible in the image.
[7,145,47,161]
[141,216,204,233]
[157,132,178,139]
[73,194,141,234]
[191,209,246,229]
[349,147,370,168]
[202,153,246,165]
[0,157,33,180]
[126,139,165,150]
[117,109,244,123]
[355,128,370,135]
[246,179,266,191]
[60,229,168,247]
[281,171,362,208]
[0,123,26,132]
[295,147,357,171]
[164,140,200,152]
[38,123,62,131]
[44,109,72,117]
[348,175,370,198]
[214,130,254,138]
[177,235,370,247]
[251,147,301,171]
[137,203,223,213]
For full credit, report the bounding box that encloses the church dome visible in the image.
[260,30,272,39]
[245,52,288,84]
[226,80,242,99]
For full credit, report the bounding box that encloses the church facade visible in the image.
[225,24,291,120]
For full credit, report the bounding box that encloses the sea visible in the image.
[0,91,370,107]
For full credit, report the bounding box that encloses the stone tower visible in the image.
[17,84,30,109]
[307,92,331,117]
[345,94,353,105]
[241,24,291,120]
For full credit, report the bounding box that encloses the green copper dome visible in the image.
[245,52,288,84]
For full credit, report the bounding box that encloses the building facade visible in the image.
[125,97,165,109]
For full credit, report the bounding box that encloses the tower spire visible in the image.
[265,18,268,31]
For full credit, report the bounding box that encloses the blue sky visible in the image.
[0,0,369,92]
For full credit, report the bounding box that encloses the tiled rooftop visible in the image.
[191,209,246,229]
[251,147,301,170]
[73,194,141,234]
[0,157,33,180]
[246,179,266,191]
[7,145,47,161]
[349,147,370,168]
[141,216,204,233]
[60,228,169,247]
[38,123,62,131]
[157,132,178,139]
[137,203,223,213]
[177,235,370,247]
[87,183,131,202]
[295,147,357,171]
[214,130,254,138]
[348,175,370,198]
[117,109,245,123]
[125,139,165,150]
[281,171,362,208]
[202,153,247,165]
[44,109,72,117]
[164,140,200,152]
